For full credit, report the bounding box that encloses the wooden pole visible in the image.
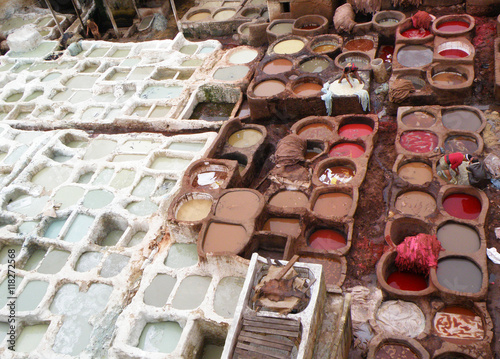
[43,0,65,37]
[169,0,182,33]
[102,0,120,38]
[131,0,142,20]
[69,0,86,37]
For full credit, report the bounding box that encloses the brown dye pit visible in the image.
[313,44,337,53]
[344,39,374,52]
[442,110,482,131]
[203,222,248,253]
[253,80,286,97]
[375,343,418,359]
[190,102,234,121]
[192,171,227,189]
[305,146,323,159]
[227,129,263,148]
[437,223,480,254]
[297,123,333,139]
[312,193,352,217]
[434,305,484,343]
[263,218,301,237]
[293,83,322,96]
[443,135,478,153]
[269,190,309,208]
[262,58,293,75]
[401,111,436,128]
[397,162,433,185]
[432,72,467,86]
[215,190,261,220]
[395,191,436,216]
[299,257,342,287]
[318,166,355,185]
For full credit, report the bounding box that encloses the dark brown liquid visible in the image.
[443,135,478,153]
[203,222,248,254]
[401,111,435,128]
[215,190,261,220]
[297,123,333,139]
[344,39,374,52]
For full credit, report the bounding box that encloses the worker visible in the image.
[338,63,364,88]
[437,152,475,183]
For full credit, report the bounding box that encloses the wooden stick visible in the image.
[131,0,142,20]
[103,0,120,38]
[44,0,64,37]
[70,0,86,37]
[276,254,299,280]
[169,0,182,33]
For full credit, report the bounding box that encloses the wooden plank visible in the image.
[243,314,301,327]
[243,319,300,332]
[276,254,300,280]
[239,330,295,348]
[242,325,300,338]
[236,342,288,359]
[239,334,294,351]
[234,348,272,359]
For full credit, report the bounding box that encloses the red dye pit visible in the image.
[401,28,431,38]
[437,20,469,32]
[329,143,365,158]
[377,45,394,63]
[387,271,428,291]
[338,123,373,139]
[400,131,438,153]
[442,193,481,220]
[308,229,346,250]
[438,49,469,58]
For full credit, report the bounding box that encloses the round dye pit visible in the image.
[213,9,236,21]
[434,306,484,342]
[439,49,469,58]
[262,58,293,75]
[377,45,394,63]
[312,192,352,217]
[227,129,263,147]
[443,135,478,153]
[397,162,433,185]
[293,82,322,96]
[203,222,248,253]
[436,257,482,293]
[437,223,480,253]
[308,228,346,251]
[401,111,436,128]
[395,191,436,217]
[400,131,438,153]
[442,110,482,131]
[319,166,355,185]
[228,49,259,64]
[329,143,365,158]
[175,198,212,221]
[269,190,308,208]
[442,193,481,220]
[375,343,419,359]
[397,74,426,90]
[297,123,333,140]
[432,71,467,86]
[386,271,428,291]
[313,43,337,53]
[305,145,324,159]
[338,123,373,139]
[299,57,330,73]
[273,39,305,54]
[253,80,286,97]
[397,45,433,67]
[401,28,431,38]
[269,23,293,35]
[215,190,261,220]
[344,39,374,52]
[437,20,470,32]
[188,11,211,21]
[263,217,301,237]
[192,170,227,189]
